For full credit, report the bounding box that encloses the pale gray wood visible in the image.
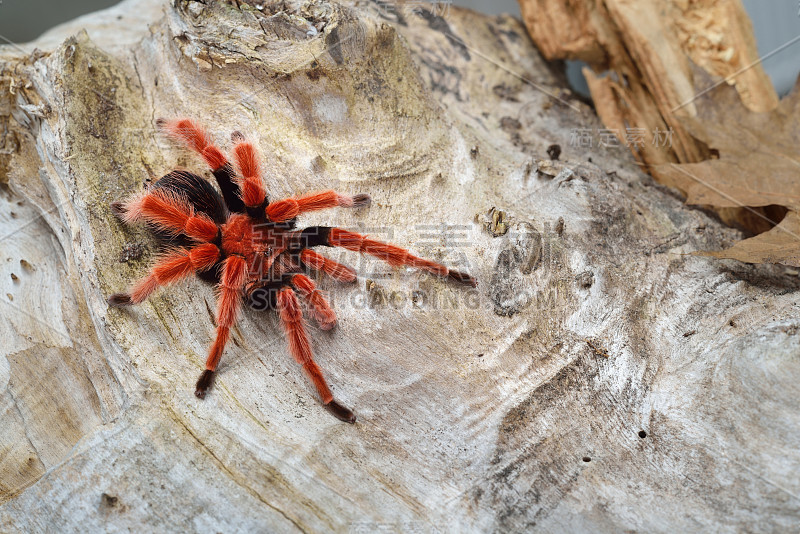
[0,1,798,532]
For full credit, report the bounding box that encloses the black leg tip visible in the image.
[448,270,477,288]
[352,193,371,208]
[155,118,167,128]
[110,201,126,218]
[325,399,356,423]
[195,370,215,399]
[108,293,132,307]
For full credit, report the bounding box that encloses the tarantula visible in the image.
[108,119,476,423]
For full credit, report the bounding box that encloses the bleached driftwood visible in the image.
[0,1,798,532]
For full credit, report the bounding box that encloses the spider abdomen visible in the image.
[110,118,475,423]
[152,170,228,224]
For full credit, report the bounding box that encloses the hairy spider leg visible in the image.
[288,226,357,283]
[291,273,336,330]
[108,244,221,305]
[151,170,229,225]
[265,190,372,223]
[230,133,268,214]
[276,287,355,423]
[196,255,249,398]
[307,227,477,287]
[299,249,357,283]
[112,189,219,243]
[158,118,244,213]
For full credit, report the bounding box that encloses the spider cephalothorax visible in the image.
[109,119,476,423]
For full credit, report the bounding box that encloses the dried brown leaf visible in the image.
[653,75,800,266]
[655,76,800,209]
[701,211,800,267]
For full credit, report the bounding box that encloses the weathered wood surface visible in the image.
[0,0,798,532]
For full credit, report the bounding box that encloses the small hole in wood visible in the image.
[582,457,591,463]
[638,430,647,438]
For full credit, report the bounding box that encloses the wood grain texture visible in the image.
[0,0,798,532]
[517,0,779,162]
